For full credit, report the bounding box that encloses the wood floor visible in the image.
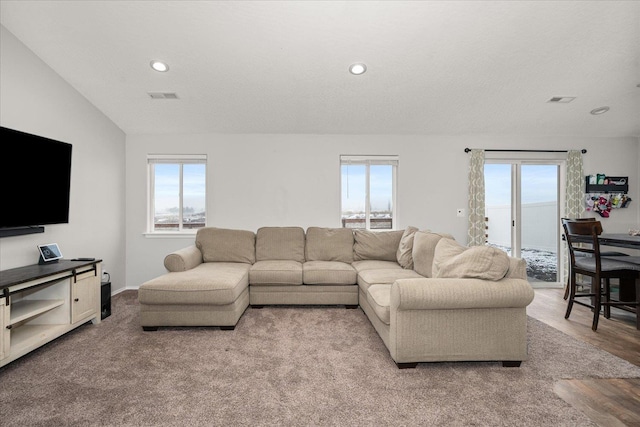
[528,288,640,427]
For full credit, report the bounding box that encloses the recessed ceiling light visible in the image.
[349,63,367,75]
[590,106,610,115]
[150,60,169,72]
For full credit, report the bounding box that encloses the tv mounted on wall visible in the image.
[0,126,73,238]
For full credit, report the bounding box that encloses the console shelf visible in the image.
[10,324,71,356]
[10,299,65,325]
[1,260,102,367]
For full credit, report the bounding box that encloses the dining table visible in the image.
[599,233,640,329]
[598,233,640,251]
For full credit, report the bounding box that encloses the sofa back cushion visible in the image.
[432,238,510,281]
[255,226,306,263]
[412,231,455,277]
[353,229,404,262]
[305,227,354,263]
[396,226,419,269]
[196,227,256,264]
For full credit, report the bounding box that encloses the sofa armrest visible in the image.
[164,245,203,272]
[391,278,534,311]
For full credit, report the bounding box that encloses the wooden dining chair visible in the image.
[561,217,628,300]
[562,218,639,331]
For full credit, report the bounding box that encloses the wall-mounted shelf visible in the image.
[585,176,628,194]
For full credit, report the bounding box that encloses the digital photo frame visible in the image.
[38,243,63,264]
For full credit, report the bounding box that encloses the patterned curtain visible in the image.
[565,150,584,219]
[562,150,585,286]
[467,149,486,246]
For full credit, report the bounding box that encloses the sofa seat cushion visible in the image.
[138,262,250,306]
[250,260,303,285]
[367,284,392,325]
[351,260,402,273]
[303,261,357,285]
[357,268,424,292]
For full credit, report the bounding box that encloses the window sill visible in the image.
[143,232,197,239]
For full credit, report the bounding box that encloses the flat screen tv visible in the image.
[0,126,72,232]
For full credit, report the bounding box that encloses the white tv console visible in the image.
[1,260,102,368]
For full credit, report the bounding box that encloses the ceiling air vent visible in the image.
[547,96,575,103]
[147,92,179,99]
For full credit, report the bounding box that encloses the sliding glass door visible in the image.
[485,161,562,286]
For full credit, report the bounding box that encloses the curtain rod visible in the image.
[464,148,587,154]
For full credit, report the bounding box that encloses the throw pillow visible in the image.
[396,226,419,269]
[433,239,510,281]
[431,238,467,277]
[412,231,455,277]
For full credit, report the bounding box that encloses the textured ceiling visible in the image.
[1,1,639,137]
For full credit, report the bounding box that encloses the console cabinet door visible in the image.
[71,270,98,324]
[0,297,8,360]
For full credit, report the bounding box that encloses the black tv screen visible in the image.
[1,126,72,228]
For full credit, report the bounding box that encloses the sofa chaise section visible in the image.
[138,227,255,330]
[139,263,250,330]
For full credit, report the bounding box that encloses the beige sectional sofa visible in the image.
[138,226,534,368]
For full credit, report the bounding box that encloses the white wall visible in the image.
[126,134,640,289]
[0,26,127,292]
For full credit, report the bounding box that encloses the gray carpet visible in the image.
[1,290,639,426]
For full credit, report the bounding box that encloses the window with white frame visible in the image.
[147,154,207,233]
[340,155,398,230]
